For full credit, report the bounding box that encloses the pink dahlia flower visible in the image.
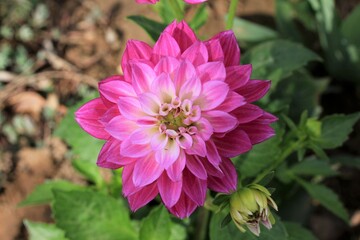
[75,20,276,218]
[136,0,206,4]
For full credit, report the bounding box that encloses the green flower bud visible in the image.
[229,184,278,236]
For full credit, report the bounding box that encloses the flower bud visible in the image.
[229,184,278,236]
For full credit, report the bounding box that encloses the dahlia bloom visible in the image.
[75,20,276,218]
[136,0,206,4]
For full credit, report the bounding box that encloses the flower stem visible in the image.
[169,0,184,21]
[195,207,210,240]
[226,0,240,30]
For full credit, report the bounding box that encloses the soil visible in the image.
[0,0,359,240]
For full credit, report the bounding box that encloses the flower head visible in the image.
[136,0,206,4]
[75,20,277,218]
[229,184,278,236]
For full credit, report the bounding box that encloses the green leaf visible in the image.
[232,18,278,47]
[341,4,360,47]
[330,155,360,169]
[72,159,104,188]
[289,158,337,177]
[140,205,171,240]
[242,40,320,87]
[54,96,104,163]
[313,112,360,149]
[128,15,166,42]
[296,178,349,222]
[24,220,68,240]
[53,190,137,240]
[19,180,84,206]
[169,223,186,240]
[284,222,317,240]
[189,4,208,31]
[210,211,288,240]
[153,0,185,23]
[275,0,302,42]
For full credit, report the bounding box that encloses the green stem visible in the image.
[253,139,303,184]
[169,0,184,21]
[195,207,210,240]
[226,0,239,30]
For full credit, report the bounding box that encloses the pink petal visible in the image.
[139,92,161,116]
[151,132,168,150]
[131,61,156,94]
[152,32,181,63]
[215,91,246,112]
[197,62,226,83]
[236,80,271,103]
[211,30,240,66]
[166,151,186,181]
[203,110,237,133]
[169,192,198,219]
[99,106,120,124]
[200,156,224,178]
[75,98,109,140]
[213,129,252,157]
[207,157,237,193]
[120,136,152,158]
[186,155,207,180]
[186,135,207,157]
[97,139,122,169]
[196,118,213,141]
[181,41,208,66]
[127,182,159,211]
[183,168,207,205]
[225,64,252,90]
[158,172,182,208]
[179,75,201,101]
[205,140,221,167]
[239,123,275,144]
[255,112,278,124]
[164,20,197,52]
[155,140,180,169]
[176,133,193,149]
[198,81,229,111]
[117,97,145,121]
[122,40,152,79]
[133,154,164,187]
[154,56,180,76]
[174,60,196,92]
[129,127,155,144]
[122,163,139,196]
[204,38,224,62]
[231,103,264,124]
[105,115,137,140]
[151,73,176,103]
[99,76,136,104]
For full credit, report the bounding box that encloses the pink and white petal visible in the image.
[151,132,168,151]
[215,91,246,112]
[196,118,213,141]
[136,116,159,125]
[117,96,145,121]
[105,115,137,140]
[183,168,207,205]
[239,124,275,144]
[205,140,221,167]
[139,92,161,116]
[174,60,196,91]
[166,150,186,181]
[129,127,155,145]
[236,80,271,103]
[75,98,110,140]
[122,163,140,196]
[185,155,207,180]
[225,64,252,90]
[158,172,182,208]
[211,31,240,67]
[176,133,193,149]
[120,136,152,158]
[181,41,208,66]
[169,192,198,219]
[207,157,237,193]
[152,32,181,63]
[97,139,122,169]
[164,20,197,53]
[130,61,156,94]
[155,139,180,169]
[231,103,264,124]
[99,76,136,104]
[186,135,207,157]
[133,154,164,187]
[197,62,226,83]
[179,75,202,101]
[154,56,180,76]
[122,40,152,78]
[203,110,237,133]
[213,129,252,157]
[127,182,159,212]
[198,81,229,111]
[204,38,224,62]
[151,73,176,103]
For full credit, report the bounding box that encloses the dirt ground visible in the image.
[0,0,359,239]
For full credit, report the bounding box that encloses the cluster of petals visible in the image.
[75,20,276,218]
[135,0,206,4]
